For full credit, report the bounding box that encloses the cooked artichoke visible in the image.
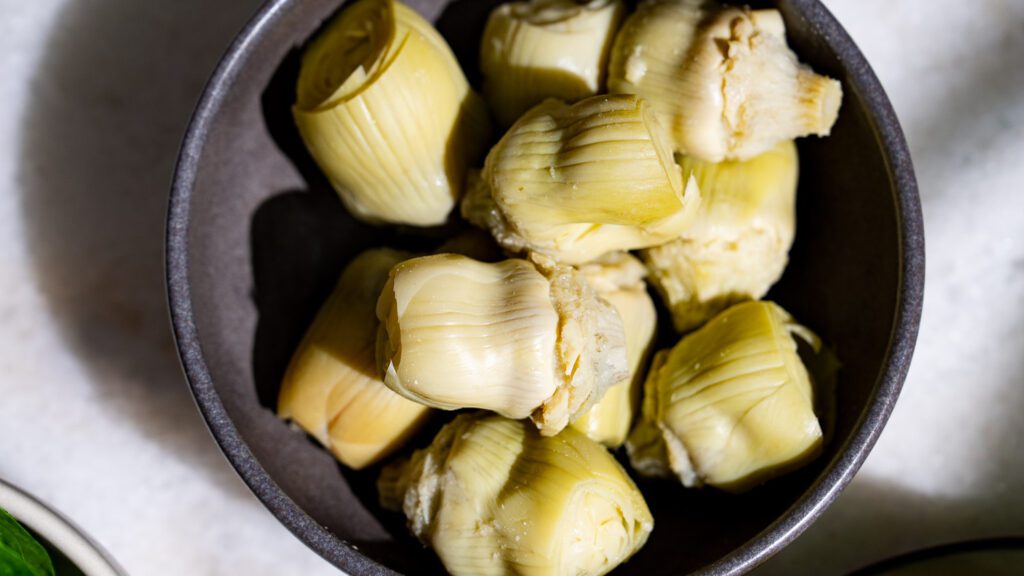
[379,412,653,576]
[293,0,490,226]
[608,0,841,161]
[464,94,701,265]
[572,253,657,447]
[481,0,626,127]
[277,248,432,469]
[642,140,799,332]
[375,253,628,435]
[627,300,823,492]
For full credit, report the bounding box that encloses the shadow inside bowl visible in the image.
[171,0,921,573]
[250,44,452,573]
[246,4,857,574]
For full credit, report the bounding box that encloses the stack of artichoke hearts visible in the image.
[280,0,843,573]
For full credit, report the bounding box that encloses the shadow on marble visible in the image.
[17,0,265,497]
[905,8,1024,193]
[755,9,1024,574]
[755,347,1024,575]
[754,476,1015,576]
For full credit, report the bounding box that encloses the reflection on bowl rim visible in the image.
[0,479,125,576]
[165,0,924,574]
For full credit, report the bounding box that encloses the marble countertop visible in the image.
[1,0,1021,574]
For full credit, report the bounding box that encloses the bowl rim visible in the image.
[165,0,925,574]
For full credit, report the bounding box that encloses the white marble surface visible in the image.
[0,0,1021,575]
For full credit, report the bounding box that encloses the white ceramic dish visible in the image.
[0,480,123,576]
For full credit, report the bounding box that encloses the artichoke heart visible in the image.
[375,253,628,435]
[464,94,701,265]
[481,0,626,127]
[642,140,799,332]
[379,412,653,576]
[627,301,823,492]
[609,0,842,161]
[277,249,432,469]
[572,253,657,447]
[293,0,490,226]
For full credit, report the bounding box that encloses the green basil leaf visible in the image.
[0,507,54,576]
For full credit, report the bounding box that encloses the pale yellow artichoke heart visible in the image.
[277,248,432,470]
[572,253,657,447]
[626,300,823,492]
[609,1,841,161]
[293,0,490,226]
[467,94,700,265]
[378,413,653,576]
[642,140,798,332]
[375,253,628,435]
[481,0,626,127]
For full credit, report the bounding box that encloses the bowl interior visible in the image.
[170,0,921,574]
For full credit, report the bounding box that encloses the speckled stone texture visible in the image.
[0,1,1020,575]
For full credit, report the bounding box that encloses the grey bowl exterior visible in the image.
[166,0,924,574]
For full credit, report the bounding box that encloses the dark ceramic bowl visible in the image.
[167,0,924,574]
